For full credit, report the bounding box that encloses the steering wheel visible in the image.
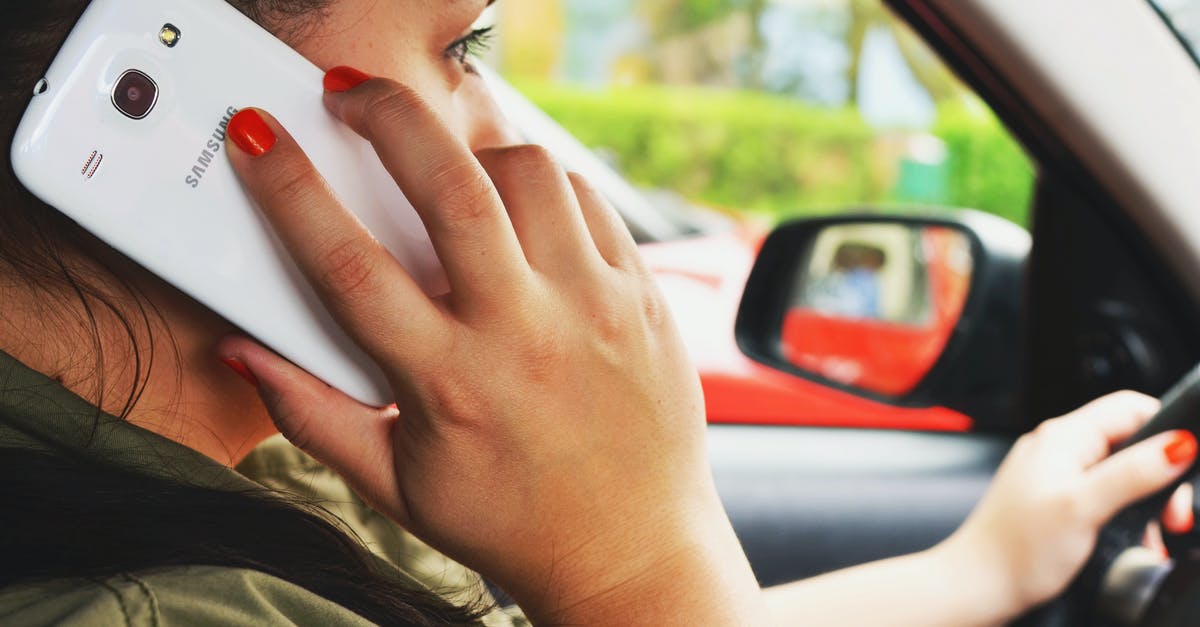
[1015,365,1200,627]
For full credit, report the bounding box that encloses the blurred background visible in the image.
[480,0,1036,228]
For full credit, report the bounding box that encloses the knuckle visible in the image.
[1113,411,1142,435]
[583,281,670,348]
[416,334,487,430]
[360,84,424,135]
[566,170,593,193]
[427,163,497,224]
[1112,389,1160,415]
[264,161,327,212]
[518,328,568,385]
[1032,417,1061,439]
[1053,489,1091,523]
[639,288,670,331]
[587,297,632,345]
[316,238,380,301]
[1109,389,1149,404]
[427,378,485,430]
[478,145,562,194]
[495,144,558,175]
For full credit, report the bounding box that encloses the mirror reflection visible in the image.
[781,223,973,397]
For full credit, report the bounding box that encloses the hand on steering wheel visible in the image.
[939,392,1195,623]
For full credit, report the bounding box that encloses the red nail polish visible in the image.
[324,66,372,92]
[1184,507,1195,534]
[1165,431,1198,465]
[227,109,276,157]
[221,358,259,388]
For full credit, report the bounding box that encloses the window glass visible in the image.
[1153,0,1200,65]
[487,0,1036,228]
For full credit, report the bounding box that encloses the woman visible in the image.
[0,1,1195,625]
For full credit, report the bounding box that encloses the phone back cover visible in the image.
[11,0,447,406]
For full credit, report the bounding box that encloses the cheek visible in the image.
[457,79,523,151]
[288,25,514,150]
[388,75,519,152]
[289,21,437,89]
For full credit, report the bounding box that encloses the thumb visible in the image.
[1086,430,1198,524]
[217,335,408,522]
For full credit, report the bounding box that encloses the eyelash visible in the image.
[445,27,495,73]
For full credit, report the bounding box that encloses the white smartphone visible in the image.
[11,0,447,406]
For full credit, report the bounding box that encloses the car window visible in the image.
[1152,0,1200,65]
[484,0,1036,230]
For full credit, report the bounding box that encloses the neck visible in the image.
[0,260,276,466]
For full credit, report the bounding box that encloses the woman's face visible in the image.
[285,0,513,151]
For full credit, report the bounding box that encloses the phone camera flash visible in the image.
[160,24,182,48]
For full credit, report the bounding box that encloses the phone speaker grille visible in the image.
[81,150,103,180]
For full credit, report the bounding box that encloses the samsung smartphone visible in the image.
[11,0,447,406]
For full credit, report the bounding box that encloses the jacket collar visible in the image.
[0,349,259,492]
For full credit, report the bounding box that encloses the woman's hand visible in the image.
[218,73,764,625]
[941,391,1196,619]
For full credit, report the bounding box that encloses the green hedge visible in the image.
[933,105,1035,226]
[516,82,1035,226]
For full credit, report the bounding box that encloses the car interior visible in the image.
[710,0,1200,624]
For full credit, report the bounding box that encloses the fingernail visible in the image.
[1184,507,1195,534]
[221,358,259,388]
[227,109,276,157]
[1165,431,1198,465]
[324,66,372,92]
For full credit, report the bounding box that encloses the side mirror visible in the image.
[736,211,1030,428]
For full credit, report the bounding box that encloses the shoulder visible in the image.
[0,567,375,627]
[239,436,488,598]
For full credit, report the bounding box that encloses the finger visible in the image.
[217,335,409,523]
[567,172,642,271]
[225,108,444,364]
[1056,391,1161,466]
[1062,390,1161,442]
[1085,430,1198,523]
[323,75,531,303]
[474,145,604,277]
[1143,521,1169,559]
[1163,483,1195,535]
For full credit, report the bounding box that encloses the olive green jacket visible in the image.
[0,351,528,626]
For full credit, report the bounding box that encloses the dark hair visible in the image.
[0,3,487,624]
[1,447,486,626]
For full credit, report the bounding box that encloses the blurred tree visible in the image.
[638,0,966,104]
[846,0,882,103]
[642,0,739,36]
[889,21,965,103]
[639,0,768,88]
[498,0,566,79]
[743,0,767,88]
[846,0,967,104]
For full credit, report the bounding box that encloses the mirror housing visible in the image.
[736,210,1030,429]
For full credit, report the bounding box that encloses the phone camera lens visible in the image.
[112,70,158,120]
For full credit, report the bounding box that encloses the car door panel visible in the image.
[709,425,1011,586]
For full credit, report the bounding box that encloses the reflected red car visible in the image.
[639,226,973,432]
